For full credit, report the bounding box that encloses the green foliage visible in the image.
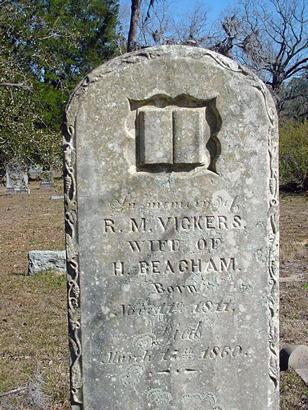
[0,0,119,168]
[280,75,308,121]
[279,121,308,191]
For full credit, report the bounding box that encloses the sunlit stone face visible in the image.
[64,45,279,410]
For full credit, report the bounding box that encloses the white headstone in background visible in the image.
[6,161,29,193]
[40,170,54,187]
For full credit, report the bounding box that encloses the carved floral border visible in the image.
[64,120,83,408]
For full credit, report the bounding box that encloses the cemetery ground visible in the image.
[0,182,307,409]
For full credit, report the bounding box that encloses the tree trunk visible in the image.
[127,0,141,52]
[271,71,285,111]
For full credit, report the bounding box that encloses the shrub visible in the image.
[279,121,308,191]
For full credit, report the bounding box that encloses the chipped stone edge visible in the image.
[64,45,279,409]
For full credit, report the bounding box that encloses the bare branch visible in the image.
[285,58,308,77]
[0,82,33,92]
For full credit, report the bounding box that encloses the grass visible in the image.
[0,181,69,409]
[280,370,308,409]
[0,182,307,409]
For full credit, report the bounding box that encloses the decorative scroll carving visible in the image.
[267,122,280,406]
[63,122,83,409]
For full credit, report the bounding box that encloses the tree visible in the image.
[126,0,157,51]
[127,0,142,51]
[279,71,308,120]
[124,0,307,112]
[0,0,119,168]
[211,0,307,97]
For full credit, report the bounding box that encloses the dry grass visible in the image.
[0,181,69,409]
[0,183,307,409]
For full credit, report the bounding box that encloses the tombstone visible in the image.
[40,170,54,187]
[29,164,43,180]
[5,161,29,193]
[50,195,64,201]
[64,46,279,409]
[280,345,308,385]
[28,250,66,275]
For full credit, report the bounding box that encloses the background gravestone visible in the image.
[28,250,66,275]
[64,46,279,410]
[29,164,43,180]
[6,161,29,193]
[40,170,54,187]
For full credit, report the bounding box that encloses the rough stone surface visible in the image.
[289,345,308,370]
[6,161,29,193]
[289,346,308,385]
[64,46,279,410]
[280,345,308,385]
[294,368,308,385]
[28,250,66,274]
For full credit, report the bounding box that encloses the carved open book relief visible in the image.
[129,94,221,173]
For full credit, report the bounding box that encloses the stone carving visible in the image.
[183,391,223,410]
[134,333,157,350]
[121,364,143,388]
[63,123,83,407]
[146,388,172,408]
[267,123,279,403]
[130,94,221,173]
[64,45,279,409]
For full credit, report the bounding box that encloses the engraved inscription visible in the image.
[108,194,244,212]
[103,214,244,234]
[120,299,235,318]
[152,282,198,295]
[112,257,237,276]
[101,344,249,365]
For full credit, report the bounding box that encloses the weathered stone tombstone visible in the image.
[29,164,43,180]
[5,161,29,193]
[64,46,279,410]
[40,170,54,187]
[28,250,66,275]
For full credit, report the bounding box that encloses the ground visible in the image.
[0,182,307,409]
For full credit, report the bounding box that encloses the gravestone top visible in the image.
[64,45,279,410]
[6,161,29,193]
